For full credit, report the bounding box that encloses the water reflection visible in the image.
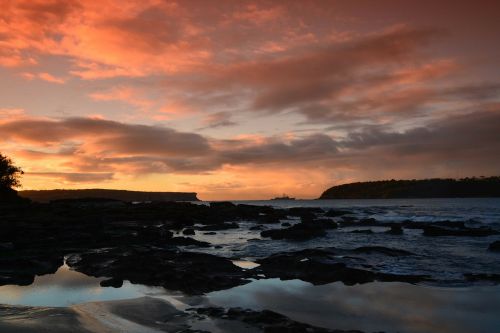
[231,260,260,269]
[207,279,500,333]
[0,264,173,307]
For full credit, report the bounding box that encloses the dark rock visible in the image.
[306,218,338,229]
[66,247,249,294]
[341,216,357,223]
[287,207,323,220]
[359,218,378,224]
[385,225,403,235]
[324,209,351,217]
[250,225,264,231]
[350,229,373,234]
[260,217,338,241]
[197,222,239,231]
[100,277,123,288]
[169,237,211,247]
[261,222,326,241]
[281,222,291,227]
[256,210,288,224]
[464,273,500,284]
[182,228,195,235]
[0,252,63,286]
[488,241,500,252]
[423,225,499,237]
[203,232,217,235]
[209,201,236,209]
[402,220,473,230]
[255,248,429,286]
[0,242,14,250]
[351,246,414,257]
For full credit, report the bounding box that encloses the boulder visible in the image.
[488,241,500,252]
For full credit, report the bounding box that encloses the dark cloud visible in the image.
[199,111,237,130]
[197,27,443,122]
[1,117,211,156]
[30,172,114,183]
[2,109,500,181]
[218,134,339,165]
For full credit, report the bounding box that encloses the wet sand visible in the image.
[0,297,190,333]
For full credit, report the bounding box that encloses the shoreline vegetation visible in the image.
[19,189,199,202]
[319,177,500,199]
[5,177,499,204]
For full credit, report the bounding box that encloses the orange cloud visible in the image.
[89,86,152,109]
[38,72,65,84]
[2,109,500,198]
[1,1,499,198]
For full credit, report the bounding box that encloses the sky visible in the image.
[1,0,499,200]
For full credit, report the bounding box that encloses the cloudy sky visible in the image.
[1,0,499,199]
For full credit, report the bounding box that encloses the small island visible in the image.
[319,177,500,199]
[271,194,296,201]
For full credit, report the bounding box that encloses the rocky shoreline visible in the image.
[1,199,500,332]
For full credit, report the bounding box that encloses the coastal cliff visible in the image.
[20,189,199,202]
[319,177,500,199]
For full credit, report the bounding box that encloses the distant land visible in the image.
[20,189,199,202]
[319,177,500,199]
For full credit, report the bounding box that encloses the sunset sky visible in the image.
[1,0,499,200]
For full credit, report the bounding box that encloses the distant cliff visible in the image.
[319,177,500,199]
[20,189,199,202]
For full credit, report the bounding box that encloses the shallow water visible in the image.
[0,264,184,308]
[2,266,499,333]
[208,278,500,333]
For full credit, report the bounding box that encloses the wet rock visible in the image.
[306,218,338,229]
[260,217,337,241]
[203,232,217,235]
[208,202,280,223]
[385,225,403,235]
[255,248,428,286]
[488,241,500,252]
[197,222,239,231]
[169,237,211,247]
[341,216,357,223]
[324,209,352,217]
[423,225,499,237]
[66,247,249,294]
[464,273,500,284]
[250,225,264,231]
[256,210,289,224]
[350,229,373,234]
[261,222,326,241]
[0,242,14,250]
[182,228,196,235]
[359,218,378,224]
[287,207,323,220]
[100,277,123,288]
[402,220,469,230]
[0,252,63,286]
[351,246,414,257]
[209,201,236,209]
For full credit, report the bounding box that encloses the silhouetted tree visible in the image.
[0,153,23,189]
[0,153,25,202]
